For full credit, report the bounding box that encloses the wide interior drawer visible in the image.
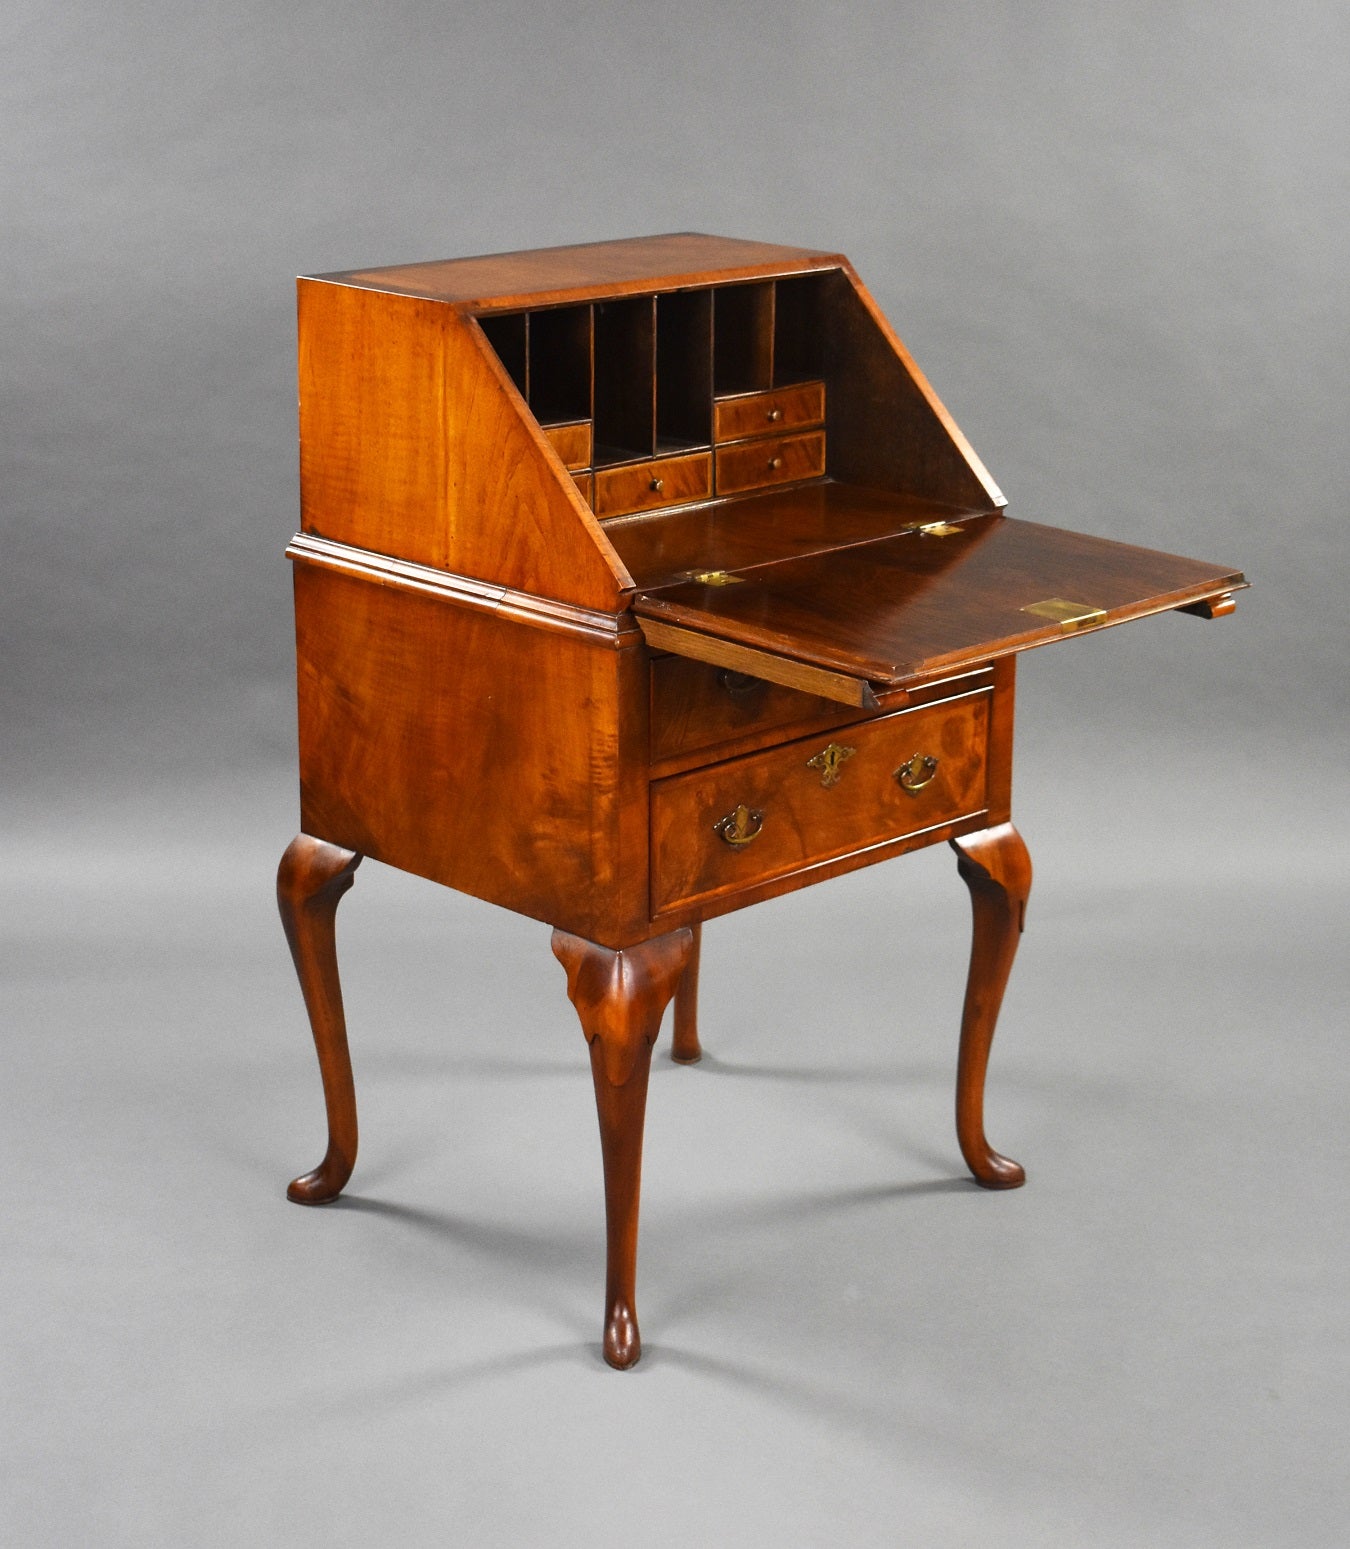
[713,381,825,443]
[715,430,825,496]
[650,689,990,914]
[595,451,712,518]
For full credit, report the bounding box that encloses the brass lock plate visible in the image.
[806,742,856,789]
[1022,597,1107,631]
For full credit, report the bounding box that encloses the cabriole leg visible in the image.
[951,823,1032,1190]
[278,834,363,1204]
[552,927,693,1369]
[671,921,703,1064]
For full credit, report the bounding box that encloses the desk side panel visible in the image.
[297,281,628,610]
[292,563,649,943]
[823,266,1006,513]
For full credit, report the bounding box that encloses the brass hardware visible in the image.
[768,456,782,470]
[806,742,857,789]
[1177,592,1236,619]
[1022,597,1107,631]
[717,668,762,701]
[689,569,744,586]
[917,521,962,537]
[766,408,781,421]
[649,477,664,493]
[895,753,939,794]
[714,803,765,847]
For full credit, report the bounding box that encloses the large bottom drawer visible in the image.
[649,690,990,914]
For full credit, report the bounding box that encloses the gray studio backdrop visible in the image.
[4,3,1347,1547]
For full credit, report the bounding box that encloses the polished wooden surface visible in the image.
[714,429,826,496]
[552,928,693,1368]
[635,513,1246,687]
[293,558,652,947]
[283,232,1244,1366]
[297,282,631,610]
[951,825,1033,1188]
[278,834,363,1204]
[713,380,825,442]
[603,482,991,589]
[594,451,712,518]
[824,266,1006,512]
[542,420,592,470]
[649,652,911,771]
[334,232,843,308]
[671,922,703,1065]
[650,690,990,916]
[637,615,884,709]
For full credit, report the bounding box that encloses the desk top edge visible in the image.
[302,232,848,308]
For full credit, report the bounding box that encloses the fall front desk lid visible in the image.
[630,507,1246,708]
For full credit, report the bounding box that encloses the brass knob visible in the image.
[714,803,765,847]
[767,408,781,422]
[768,456,782,470]
[650,477,664,493]
[894,753,939,794]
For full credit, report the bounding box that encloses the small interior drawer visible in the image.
[594,452,713,518]
[542,420,592,470]
[715,430,825,496]
[713,381,825,443]
[650,690,990,914]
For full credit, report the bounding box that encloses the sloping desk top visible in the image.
[619,486,1245,706]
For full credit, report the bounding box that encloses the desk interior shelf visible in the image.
[475,272,836,515]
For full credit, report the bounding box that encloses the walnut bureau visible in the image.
[279,234,1245,1368]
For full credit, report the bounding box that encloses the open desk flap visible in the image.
[633,514,1246,708]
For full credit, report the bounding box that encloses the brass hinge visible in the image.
[687,569,745,586]
[1021,597,1107,631]
[916,521,963,537]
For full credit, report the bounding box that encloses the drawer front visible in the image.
[715,430,825,496]
[572,471,594,504]
[650,691,989,914]
[713,381,825,443]
[594,452,713,518]
[543,420,592,470]
[651,654,866,767]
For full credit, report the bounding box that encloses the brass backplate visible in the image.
[1021,597,1107,631]
[806,742,856,789]
[714,803,764,847]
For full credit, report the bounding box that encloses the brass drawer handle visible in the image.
[768,456,782,470]
[895,753,938,794]
[766,407,782,422]
[649,477,664,493]
[714,803,764,847]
